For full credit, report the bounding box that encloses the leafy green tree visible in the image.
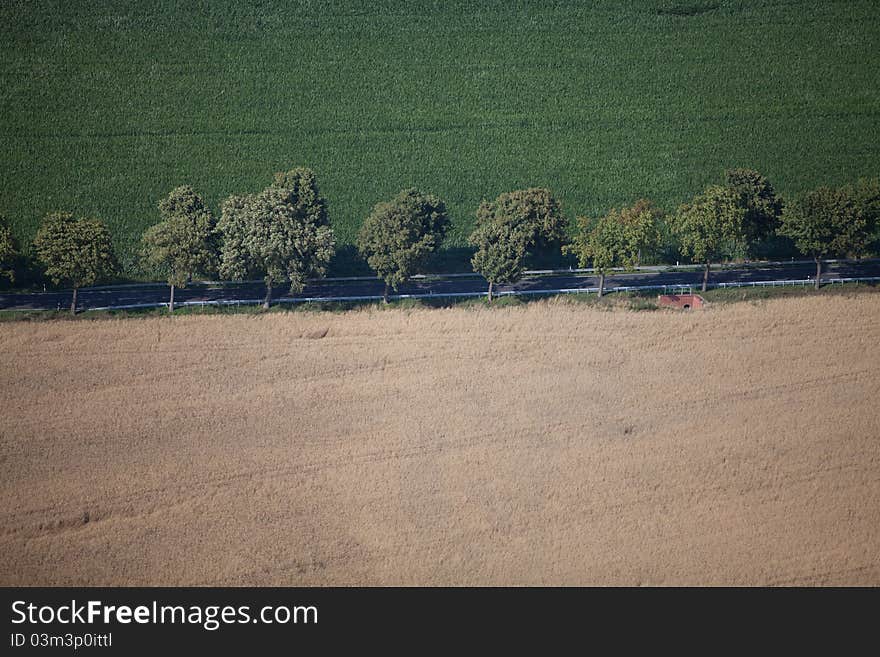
[565,214,623,298]
[141,185,218,312]
[725,168,782,251]
[0,214,18,283]
[846,177,880,253]
[468,188,565,299]
[779,186,869,289]
[565,200,664,297]
[218,168,335,308]
[617,199,665,268]
[469,220,528,302]
[33,212,117,313]
[357,189,449,303]
[673,185,747,292]
[474,188,566,251]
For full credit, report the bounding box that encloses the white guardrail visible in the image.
[76,257,880,291]
[62,275,880,312]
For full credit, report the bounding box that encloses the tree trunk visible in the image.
[702,262,710,292]
[70,286,78,315]
[487,281,494,303]
[263,276,272,309]
[168,284,175,313]
[383,282,389,304]
[815,257,822,290]
[598,272,605,298]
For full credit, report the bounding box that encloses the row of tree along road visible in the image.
[1,168,878,313]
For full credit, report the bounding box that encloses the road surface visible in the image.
[2,260,879,311]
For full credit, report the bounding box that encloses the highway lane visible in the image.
[2,260,880,311]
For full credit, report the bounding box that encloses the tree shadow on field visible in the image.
[0,251,45,291]
[328,243,578,279]
[524,246,577,271]
[654,2,720,17]
[327,245,372,277]
[749,235,800,261]
[329,244,482,277]
[423,246,476,274]
[423,245,578,274]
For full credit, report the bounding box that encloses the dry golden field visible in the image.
[1,295,879,586]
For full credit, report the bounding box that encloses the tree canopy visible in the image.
[724,168,782,248]
[142,185,218,311]
[779,186,868,259]
[565,200,663,297]
[565,213,623,298]
[469,220,528,302]
[33,212,117,312]
[474,188,566,250]
[673,185,747,291]
[218,168,335,307]
[0,214,17,283]
[615,199,665,268]
[847,177,880,250]
[468,188,566,300]
[779,185,869,288]
[357,188,449,301]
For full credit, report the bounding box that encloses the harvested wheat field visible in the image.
[1,295,879,586]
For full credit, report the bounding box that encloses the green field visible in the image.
[1,0,879,276]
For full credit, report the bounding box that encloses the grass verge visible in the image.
[3,281,878,322]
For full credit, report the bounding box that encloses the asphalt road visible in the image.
[2,260,880,311]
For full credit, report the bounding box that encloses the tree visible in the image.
[468,188,565,299]
[357,189,449,303]
[0,214,17,283]
[218,168,335,308]
[725,168,782,251]
[617,199,665,268]
[474,188,566,251]
[141,185,218,312]
[846,177,880,253]
[33,212,117,313]
[778,186,868,289]
[565,214,623,298]
[564,200,664,297]
[469,220,528,302]
[673,186,747,292]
